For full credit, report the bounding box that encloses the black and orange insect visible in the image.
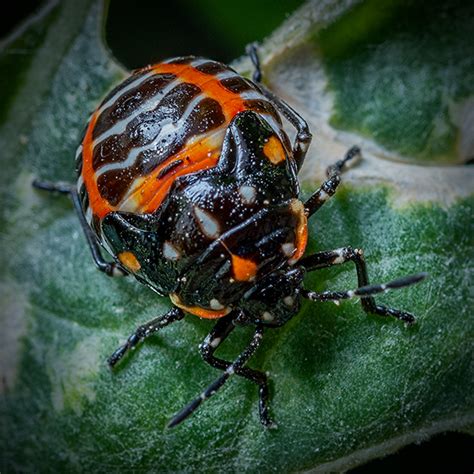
[33,45,426,428]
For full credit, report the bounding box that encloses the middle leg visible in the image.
[198,314,273,427]
[299,247,418,323]
[168,323,266,428]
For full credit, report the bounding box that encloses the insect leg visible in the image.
[259,85,312,171]
[304,146,361,216]
[33,179,127,277]
[199,314,273,427]
[246,42,263,83]
[301,273,426,302]
[299,247,421,323]
[168,324,265,428]
[246,44,312,170]
[107,307,184,368]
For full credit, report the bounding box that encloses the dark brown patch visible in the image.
[75,150,83,175]
[186,97,226,136]
[94,91,225,206]
[92,73,177,140]
[220,76,253,94]
[157,159,184,180]
[92,213,101,238]
[167,56,196,65]
[92,82,201,171]
[195,61,231,76]
[96,168,137,207]
[244,99,282,125]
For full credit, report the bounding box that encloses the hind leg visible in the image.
[168,318,269,428]
[33,179,126,276]
[299,247,420,323]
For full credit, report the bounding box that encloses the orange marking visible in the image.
[118,251,141,272]
[150,63,247,123]
[231,254,258,282]
[289,199,308,264]
[130,134,224,213]
[82,62,252,219]
[263,135,286,164]
[170,293,231,319]
[81,111,114,219]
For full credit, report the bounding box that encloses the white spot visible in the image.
[112,266,127,277]
[209,298,224,310]
[333,248,346,264]
[210,337,221,348]
[262,311,274,321]
[333,300,340,306]
[263,199,270,205]
[283,296,294,306]
[163,241,181,261]
[319,189,329,201]
[226,366,235,375]
[194,206,221,239]
[347,290,355,298]
[200,392,207,400]
[281,242,296,257]
[239,185,257,204]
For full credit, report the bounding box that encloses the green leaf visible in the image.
[1,1,472,472]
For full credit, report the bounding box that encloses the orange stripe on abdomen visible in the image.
[81,111,114,219]
[81,61,254,220]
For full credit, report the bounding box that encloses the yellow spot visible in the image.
[118,251,141,272]
[170,294,231,319]
[263,135,286,164]
[289,199,308,265]
[232,254,258,281]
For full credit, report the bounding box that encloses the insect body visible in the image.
[33,45,425,428]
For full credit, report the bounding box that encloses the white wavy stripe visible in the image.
[92,77,182,149]
[190,58,211,67]
[96,70,155,118]
[118,124,227,212]
[75,144,83,159]
[239,91,266,101]
[215,70,240,81]
[95,92,207,179]
[76,174,84,194]
[85,206,93,226]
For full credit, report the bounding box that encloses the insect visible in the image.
[33,44,426,428]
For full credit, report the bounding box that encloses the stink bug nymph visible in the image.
[33,44,426,428]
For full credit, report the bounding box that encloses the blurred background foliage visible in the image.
[1,0,472,472]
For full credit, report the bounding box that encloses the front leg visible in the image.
[299,247,418,323]
[304,146,361,217]
[246,42,312,170]
[108,307,185,367]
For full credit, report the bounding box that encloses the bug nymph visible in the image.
[33,44,426,428]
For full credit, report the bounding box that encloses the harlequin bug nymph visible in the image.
[33,45,426,428]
